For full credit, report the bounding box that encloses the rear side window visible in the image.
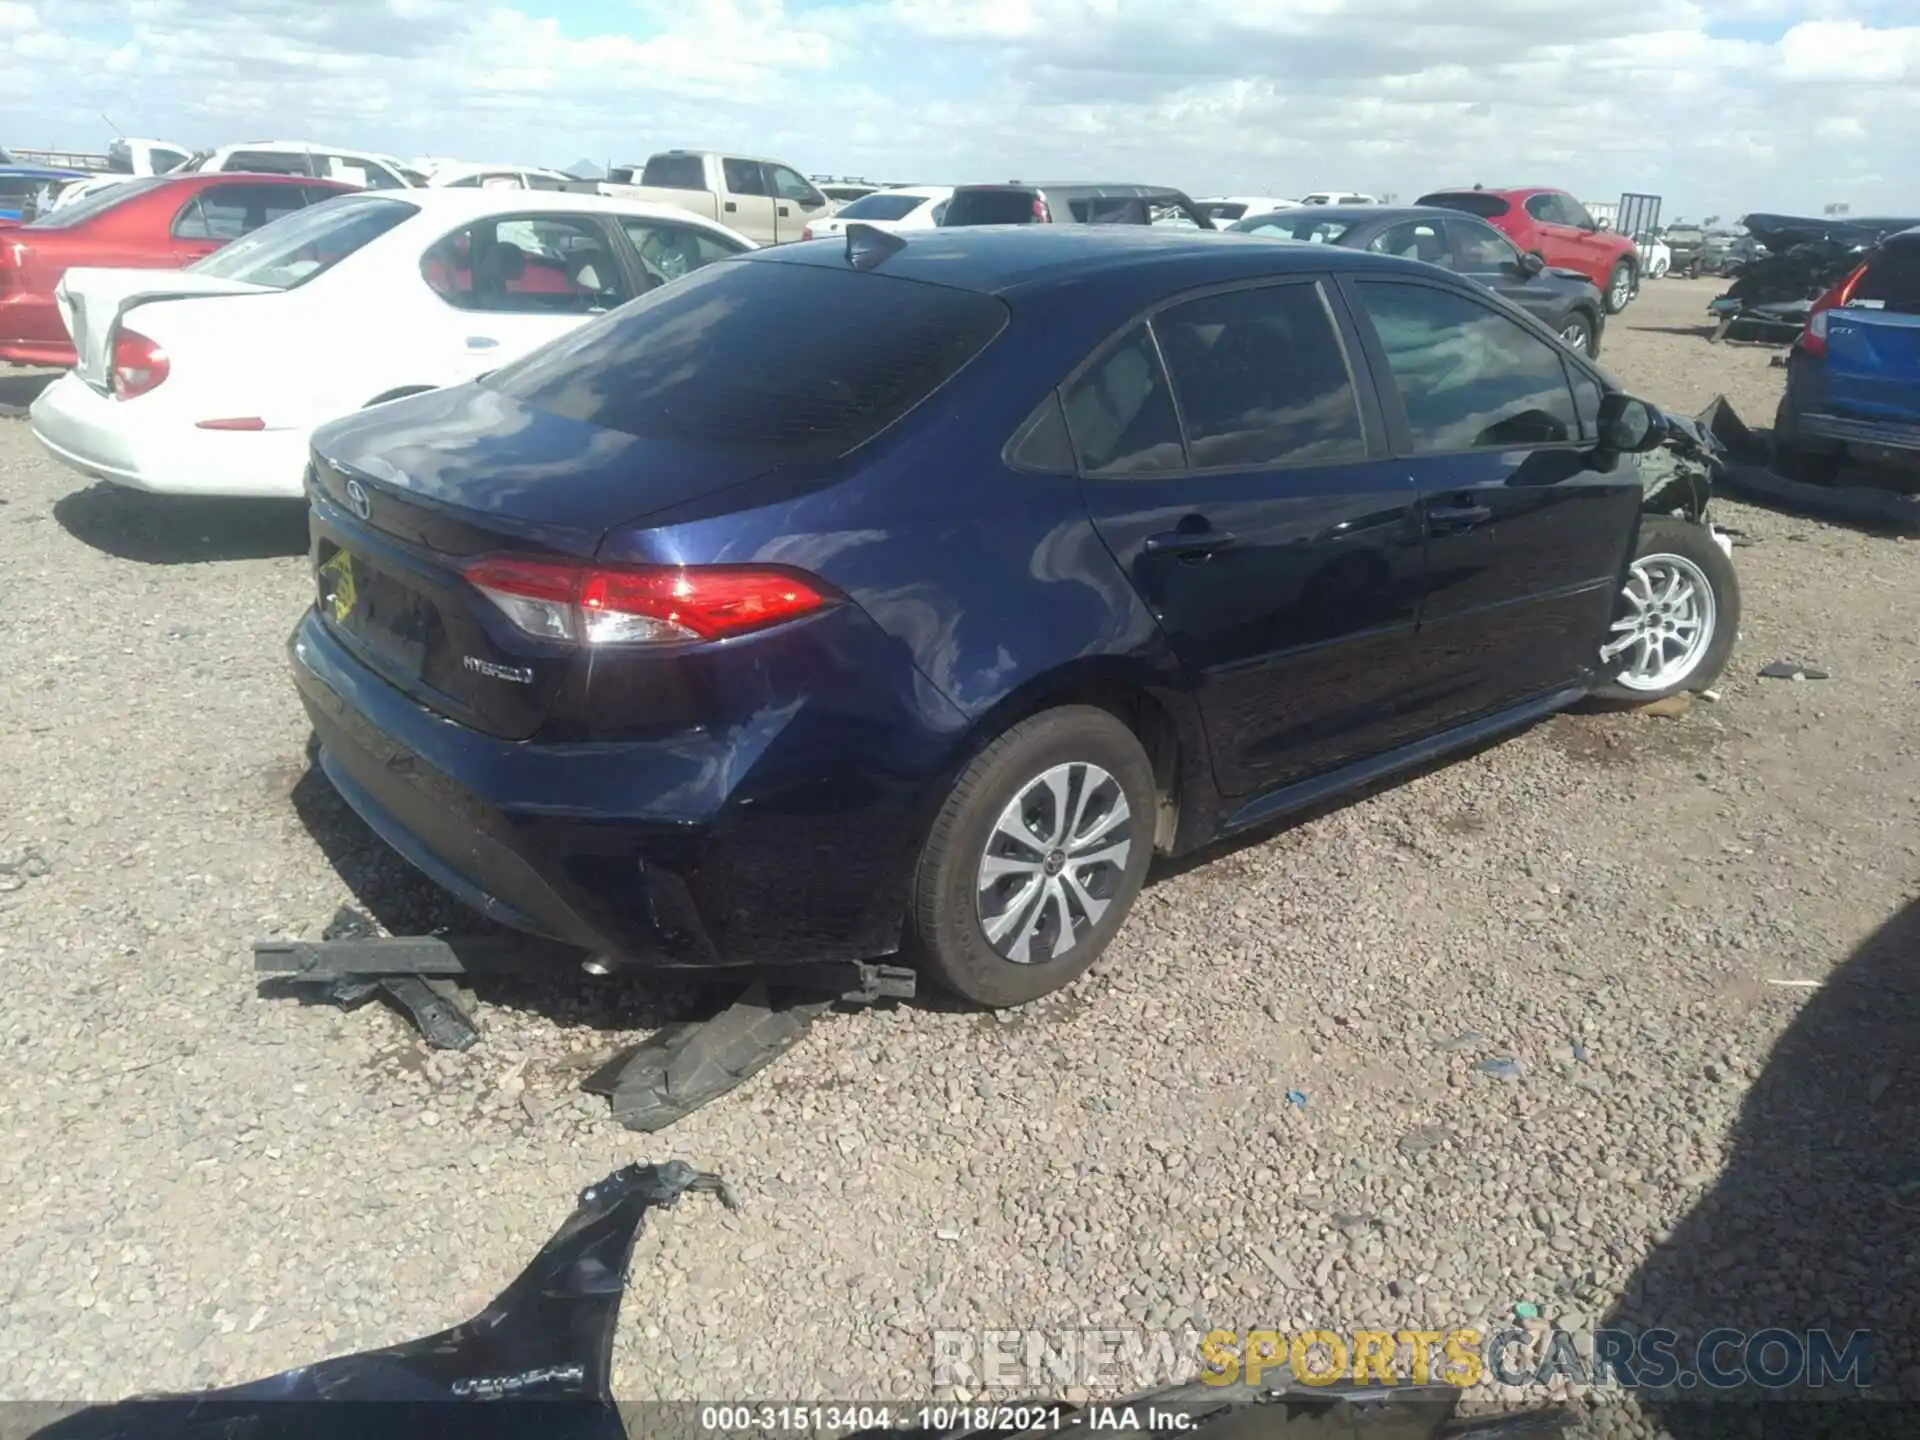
[422,214,631,315]
[484,261,1009,462]
[1061,324,1185,476]
[1202,203,1248,222]
[945,189,1042,226]
[722,159,769,196]
[643,154,706,189]
[1417,191,1510,219]
[1447,217,1521,270]
[1367,219,1453,269]
[1153,284,1366,470]
[1352,280,1579,452]
[1071,196,1148,225]
[172,183,309,241]
[619,216,745,286]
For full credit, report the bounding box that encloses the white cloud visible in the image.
[3,0,1917,217]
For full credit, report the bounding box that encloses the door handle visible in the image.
[1143,529,1237,558]
[724,201,737,212]
[465,336,499,350]
[1427,503,1492,530]
[778,205,790,216]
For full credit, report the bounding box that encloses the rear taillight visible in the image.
[801,225,814,241]
[111,328,169,399]
[1032,196,1050,222]
[459,556,831,645]
[1798,260,1869,358]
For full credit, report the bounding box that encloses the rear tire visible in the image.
[1603,260,1635,315]
[1594,517,1740,704]
[906,706,1156,1008]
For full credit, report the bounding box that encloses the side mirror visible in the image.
[1517,251,1546,277]
[1597,393,1666,453]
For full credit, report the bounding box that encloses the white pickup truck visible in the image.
[577,150,834,245]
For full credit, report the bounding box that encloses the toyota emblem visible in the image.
[344,479,372,521]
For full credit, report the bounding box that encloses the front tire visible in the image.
[1594,517,1740,704]
[1557,311,1597,358]
[906,705,1156,1008]
[1603,260,1636,315]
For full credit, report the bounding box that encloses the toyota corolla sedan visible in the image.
[290,226,1738,1009]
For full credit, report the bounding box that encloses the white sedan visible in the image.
[800,185,952,239]
[30,189,753,499]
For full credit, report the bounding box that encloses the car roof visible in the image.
[0,164,91,180]
[750,224,1437,296]
[1423,185,1560,200]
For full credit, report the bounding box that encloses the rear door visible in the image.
[719,157,778,242]
[1071,278,1430,797]
[1341,275,1642,726]
[765,162,831,243]
[418,212,636,381]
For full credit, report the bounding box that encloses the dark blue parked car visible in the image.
[291,225,1739,1008]
[1774,224,1920,484]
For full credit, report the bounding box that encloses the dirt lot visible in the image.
[1,277,1917,1424]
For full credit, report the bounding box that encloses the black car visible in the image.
[942,182,1214,230]
[1227,204,1608,357]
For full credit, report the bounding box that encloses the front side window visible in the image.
[1071,196,1149,225]
[1352,280,1579,452]
[1152,283,1366,470]
[768,165,821,205]
[171,183,309,242]
[421,214,631,315]
[189,195,418,289]
[1367,220,1453,268]
[1230,215,1352,245]
[618,216,745,287]
[1061,324,1184,476]
[1524,194,1559,224]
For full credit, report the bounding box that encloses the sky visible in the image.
[4,0,1918,222]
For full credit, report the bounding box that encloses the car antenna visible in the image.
[845,222,907,271]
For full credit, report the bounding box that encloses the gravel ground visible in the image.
[1,278,1917,1428]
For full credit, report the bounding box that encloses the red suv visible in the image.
[1415,186,1640,315]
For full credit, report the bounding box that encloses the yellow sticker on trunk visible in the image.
[320,551,357,624]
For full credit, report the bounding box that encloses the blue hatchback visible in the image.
[290,225,1737,1007]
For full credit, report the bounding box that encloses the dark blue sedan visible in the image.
[291,225,1738,1008]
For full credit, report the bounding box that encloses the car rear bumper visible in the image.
[1797,410,1920,453]
[1777,349,1920,457]
[28,372,311,497]
[288,606,951,971]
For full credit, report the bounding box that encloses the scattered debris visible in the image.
[1767,978,1823,989]
[1285,1089,1308,1108]
[1637,694,1692,718]
[935,1227,962,1242]
[1758,659,1830,680]
[1435,1031,1486,1052]
[1475,1058,1523,1081]
[29,1160,731,1440]
[1700,689,1723,702]
[1514,1301,1542,1321]
[1707,212,1920,344]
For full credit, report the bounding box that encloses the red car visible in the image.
[0,173,351,367]
[1414,186,1641,315]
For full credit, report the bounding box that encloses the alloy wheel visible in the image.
[1610,268,1633,310]
[975,761,1133,964]
[1599,553,1717,692]
[1560,319,1593,355]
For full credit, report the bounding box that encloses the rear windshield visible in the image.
[1855,236,1920,311]
[833,192,926,221]
[944,189,1041,226]
[642,154,706,189]
[189,195,417,289]
[483,259,1009,461]
[1417,191,1510,218]
[26,177,169,228]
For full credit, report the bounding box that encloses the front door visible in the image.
[1443,215,1567,328]
[1070,279,1429,798]
[718,158,779,243]
[1340,275,1644,727]
[766,162,833,243]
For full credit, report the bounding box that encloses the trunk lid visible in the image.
[307,383,785,741]
[56,265,273,389]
